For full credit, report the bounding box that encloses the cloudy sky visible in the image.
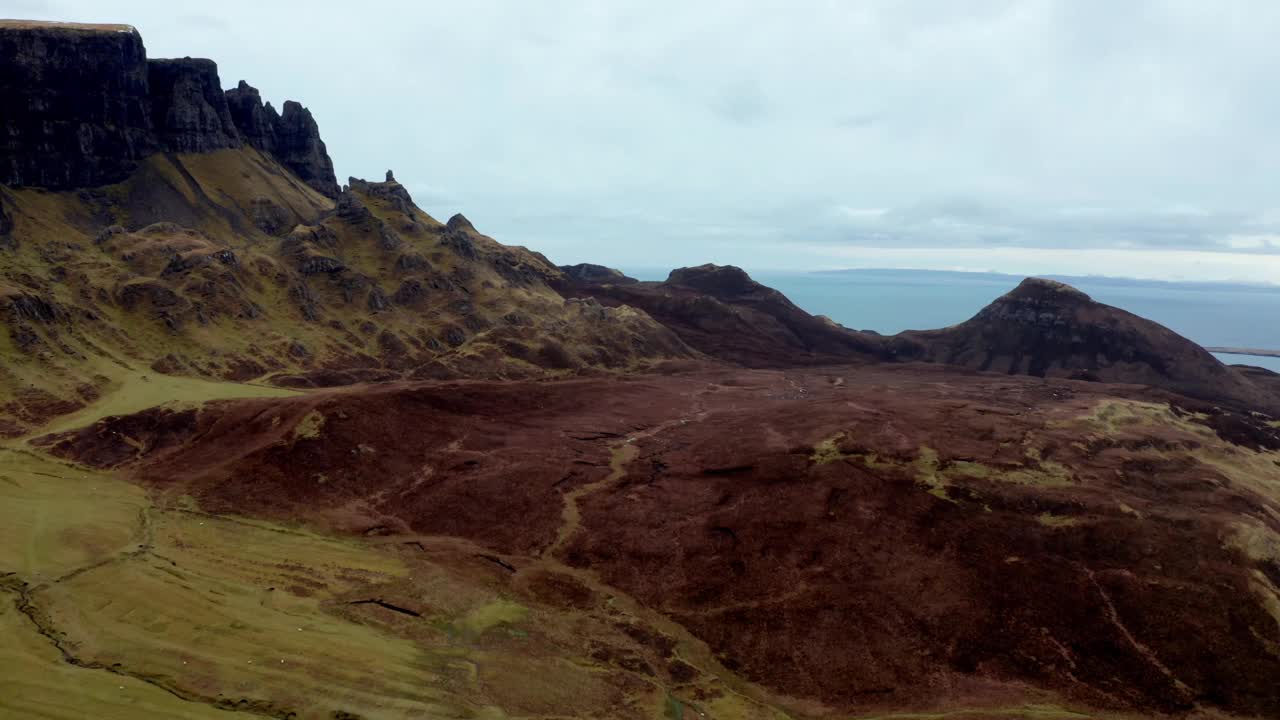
[8,0,1280,282]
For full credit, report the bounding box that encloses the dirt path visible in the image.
[546,392,711,560]
[547,441,639,557]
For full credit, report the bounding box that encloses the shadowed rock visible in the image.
[446,213,475,232]
[0,21,154,187]
[558,263,637,285]
[273,101,338,199]
[225,80,280,153]
[147,58,241,152]
[0,21,338,198]
[558,262,887,367]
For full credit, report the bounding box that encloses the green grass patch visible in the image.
[293,409,325,440]
[453,599,528,640]
[810,432,848,464]
[1036,513,1081,528]
[35,364,298,437]
[0,446,147,579]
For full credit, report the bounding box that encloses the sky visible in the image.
[7,0,1280,283]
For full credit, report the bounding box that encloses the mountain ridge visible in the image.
[0,19,337,196]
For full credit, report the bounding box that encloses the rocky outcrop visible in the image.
[0,21,154,188]
[666,263,760,296]
[272,101,339,199]
[349,172,415,215]
[446,213,475,232]
[558,263,636,285]
[224,81,280,153]
[559,263,888,367]
[0,21,337,196]
[225,81,337,198]
[335,187,371,222]
[0,195,12,237]
[147,58,241,153]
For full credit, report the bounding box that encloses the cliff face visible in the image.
[270,101,340,199]
[0,22,154,188]
[225,82,339,198]
[147,58,241,153]
[225,80,280,152]
[0,195,12,237]
[0,20,336,194]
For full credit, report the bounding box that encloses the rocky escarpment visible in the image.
[0,20,336,196]
[147,58,241,153]
[271,101,338,198]
[898,277,1275,411]
[558,263,887,367]
[0,194,12,238]
[0,22,154,188]
[226,80,338,199]
[224,81,279,151]
[558,263,637,285]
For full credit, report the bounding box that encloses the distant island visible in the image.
[1206,346,1280,358]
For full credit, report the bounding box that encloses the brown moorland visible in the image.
[39,363,1280,719]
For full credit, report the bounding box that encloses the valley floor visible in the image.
[3,364,1278,719]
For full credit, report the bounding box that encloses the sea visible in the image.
[627,268,1280,374]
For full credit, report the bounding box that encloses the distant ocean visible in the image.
[627,267,1280,374]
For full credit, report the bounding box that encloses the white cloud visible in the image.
[1220,234,1276,250]
[835,207,889,220]
[796,245,1280,285]
[16,0,1280,281]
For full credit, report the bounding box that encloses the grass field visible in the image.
[33,364,299,438]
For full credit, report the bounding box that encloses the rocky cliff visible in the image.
[147,58,242,153]
[0,20,336,195]
[0,21,154,188]
[224,82,339,198]
[224,81,277,151]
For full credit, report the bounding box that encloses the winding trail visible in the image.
[546,393,711,559]
[547,441,639,557]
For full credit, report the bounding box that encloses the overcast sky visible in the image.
[8,0,1280,282]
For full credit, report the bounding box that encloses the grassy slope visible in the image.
[0,598,230,720]
[0,378,771,718]
[34,364,297,437]
[0,148,689,435]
